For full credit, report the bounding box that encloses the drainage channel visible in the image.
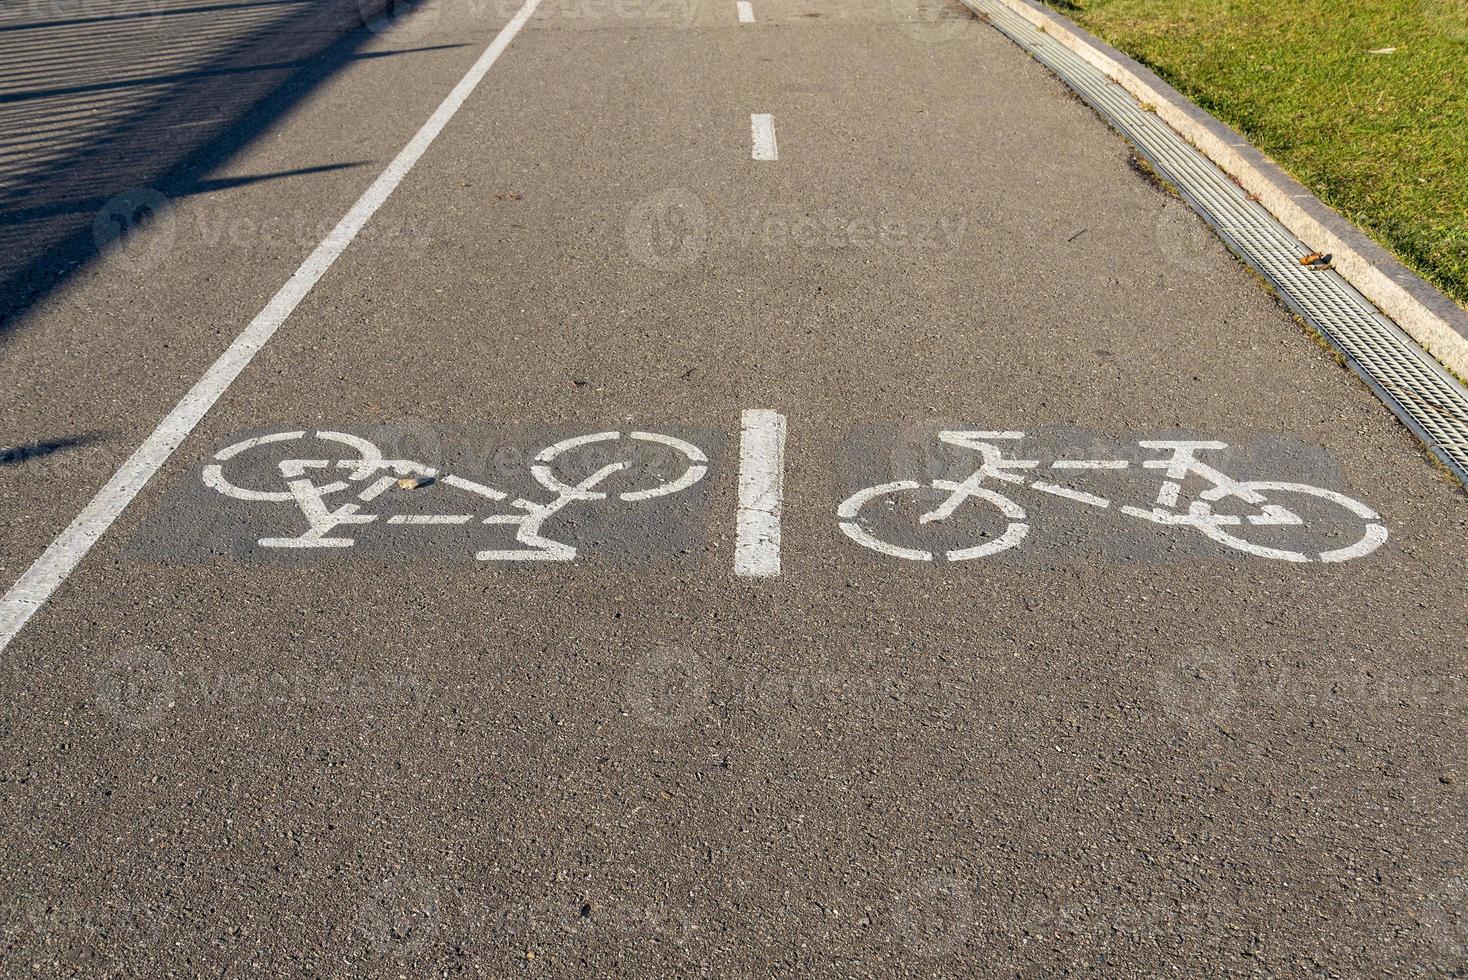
[961,0,1468,487]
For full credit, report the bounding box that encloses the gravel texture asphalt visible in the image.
[1,0,1465,975]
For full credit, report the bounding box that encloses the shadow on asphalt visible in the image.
[0,431,107,465]
[0,0,453,337]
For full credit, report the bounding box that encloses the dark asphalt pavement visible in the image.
[1,0,1465,976]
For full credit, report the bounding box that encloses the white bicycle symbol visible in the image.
[202,428,708,561]
[838,431,1387,564]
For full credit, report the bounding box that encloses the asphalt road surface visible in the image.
[2,0,1466,976]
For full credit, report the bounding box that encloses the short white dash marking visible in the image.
[736,1,754,21]
[751,113,778,161]
[735,409,787,578]
[1031,482,1111,508]
[1051,459,1129,470]
[0,0,546,653]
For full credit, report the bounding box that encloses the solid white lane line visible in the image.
[750,113,777,161]
[735,409,787,578]
[736,1,754,22]
[0,0,545,654]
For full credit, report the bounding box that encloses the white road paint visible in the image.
[838,481,933,561]
[204,430,382,501]
[735,409,787,577]
[0,0,545,653]
[941,486,1029,561]
[840,433,1387,565]
[199,428,710,560]
[620,431,709,501]
[838,479,1029,563]
[751,113,778,161]
[736,1,754,21]
[530,431,708,502]
[1030,481,1110,508]
[1192,480,1387,563]
[387,515,474,525]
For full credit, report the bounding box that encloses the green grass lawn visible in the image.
[1044,0,1468,308]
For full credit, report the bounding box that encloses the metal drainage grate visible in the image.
[962,0,1468,486]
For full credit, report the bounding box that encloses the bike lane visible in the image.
[2,0,1466,975]
[0,0,528,586]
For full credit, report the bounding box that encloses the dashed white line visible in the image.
[0,0,546,654]
[751,113,778,161]
[735,409,787,578]
[736,1,754,22]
